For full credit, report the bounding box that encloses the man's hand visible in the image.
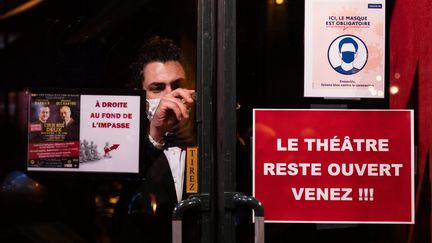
[149,88,195,143]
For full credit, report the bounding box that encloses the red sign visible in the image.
[253,109,414,223]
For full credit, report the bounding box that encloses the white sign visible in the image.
[304,0,386,98]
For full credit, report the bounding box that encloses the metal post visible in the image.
[216,0,237,241]
[197,0,216,242]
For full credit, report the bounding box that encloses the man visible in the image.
[334,37,360,75]
[34,106,50,124]
[115,36,196,243]
[29,106,50,143]
[59,105,75,127]
[59,105,79,141]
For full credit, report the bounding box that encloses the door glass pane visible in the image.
[236,1,413,242]
[0,0,197,242]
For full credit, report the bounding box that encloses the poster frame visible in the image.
[26,88,147,179]
[303,0,389,100]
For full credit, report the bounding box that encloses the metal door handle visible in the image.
[172,196,202,243]
[233,193,265,243]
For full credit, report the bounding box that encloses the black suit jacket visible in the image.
[63,118,79,141]
[114,140,198,243]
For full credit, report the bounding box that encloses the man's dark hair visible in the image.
[129,36,182,89]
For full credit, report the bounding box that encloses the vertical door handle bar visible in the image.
[172,197,202,243]
[232,193,264,243]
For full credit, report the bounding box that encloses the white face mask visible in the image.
[146,98,160,120]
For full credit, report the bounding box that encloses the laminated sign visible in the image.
[27,90,143,174]
[304,0,386,98]
[253,109,414,223]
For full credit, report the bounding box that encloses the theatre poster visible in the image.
[304,0,386,98]
[27,92,141,174]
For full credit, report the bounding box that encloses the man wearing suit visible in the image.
[59,105,79,141]
[33,105,50,124]
[59,105,75,127]
[29,105,51,143]
[115,36,196,243]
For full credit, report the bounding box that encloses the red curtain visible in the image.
[390,0,432,242]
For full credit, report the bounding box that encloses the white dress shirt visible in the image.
[163,147,186,202]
